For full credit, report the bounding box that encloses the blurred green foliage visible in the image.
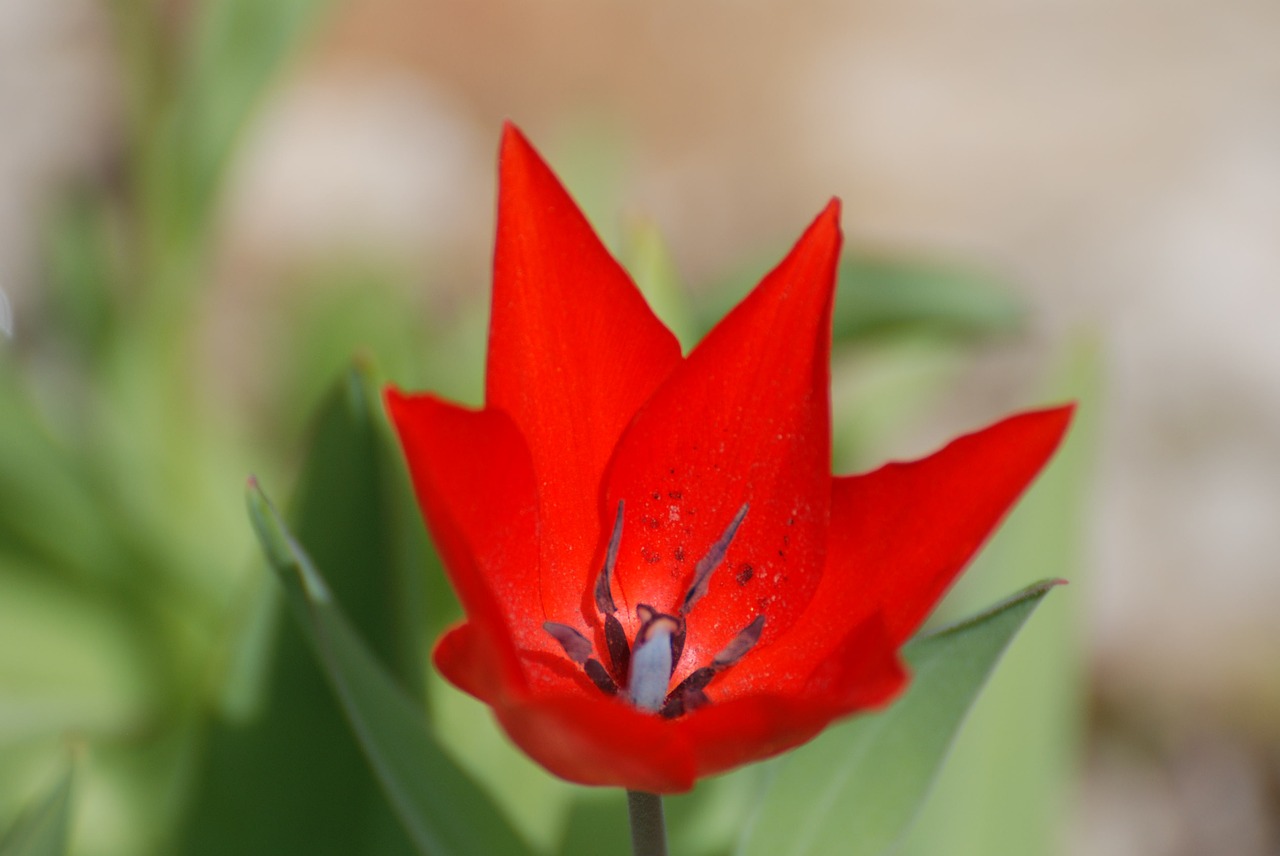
[247,478,532,856]
[0,0,1090,853]
[0,763,73,856]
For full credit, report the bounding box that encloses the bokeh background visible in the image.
[2,1,1278,854]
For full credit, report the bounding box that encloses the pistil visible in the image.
[628,611,677,712]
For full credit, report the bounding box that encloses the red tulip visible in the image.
[385,124,1072,793]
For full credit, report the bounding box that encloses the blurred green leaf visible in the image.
[695,250,1022,349]
[0,380,118,585]
[143,0,333,256]
[182,364,421,855]
[829,338,970,473]
[0,764,73,856]
[246,480,533,856]
[287,361,426,692]
[832,255,1024,342]
[43,189,119,361]
[0,560,151,742]
[556,792,628,856]
[897,344,1098,856]
[666,765,769,856]
[737,580,1061,856]
[623,218,700,349]
[276,270,439,442]
[428,675,575,852]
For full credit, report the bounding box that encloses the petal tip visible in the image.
[793,197,844,265]
[1026,401,1077,451]
[499,119,528,149]
[498,121,544,179]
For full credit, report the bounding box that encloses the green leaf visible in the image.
[0,764,74,856]
[694,251,1022,350]
[622,218,700,349]
[286,361,426,693]
[833,255,1025,342]
[181,364,422,855]
[895,343,1098,856]
[0,379,120,586]
[42,188,120,360]
[145,0,333,253]
[737,580,1061,856]
[246,480,533,856]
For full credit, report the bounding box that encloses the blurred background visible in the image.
[2,0,1278,854]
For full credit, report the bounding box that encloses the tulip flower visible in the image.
[385,124,1072,794]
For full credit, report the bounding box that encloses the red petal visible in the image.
[818,404,1075,651]
[603,201,842,678]
[384,390,540,677]
[487,124,683,626]
[682,614,906,778]
[494,695,697,792]
[696,405,1071,703]
[480,612,904,792]
[434,621,514,702]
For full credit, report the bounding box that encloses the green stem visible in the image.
[626,790,669,856]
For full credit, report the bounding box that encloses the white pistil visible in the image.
[628,623,675,713]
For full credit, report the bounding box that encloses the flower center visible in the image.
[544,500,765,718]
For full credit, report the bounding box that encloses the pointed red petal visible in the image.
[825,404,1075,645]
[384,390,540,673]
[603,202,842,678]
[487,124,683,625]
[682,614,906,778]
[704,405,1071,699]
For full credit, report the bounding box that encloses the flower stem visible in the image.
[626,790,669,856]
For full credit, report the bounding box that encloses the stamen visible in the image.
[669,621,687,669]
[711,614,766,669]
[594,500,626,614]
[603,613,631,681]
[545,622,620,695]
[584,659,619,695]
[660,667,715,718]
[658,615,765,719]
[680,503,749,615]
[543,621,592,664]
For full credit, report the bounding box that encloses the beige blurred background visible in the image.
[5,0,1279,853]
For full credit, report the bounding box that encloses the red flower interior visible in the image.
[385,123,1073,793]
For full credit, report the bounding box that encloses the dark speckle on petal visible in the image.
[736,564,754,585]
